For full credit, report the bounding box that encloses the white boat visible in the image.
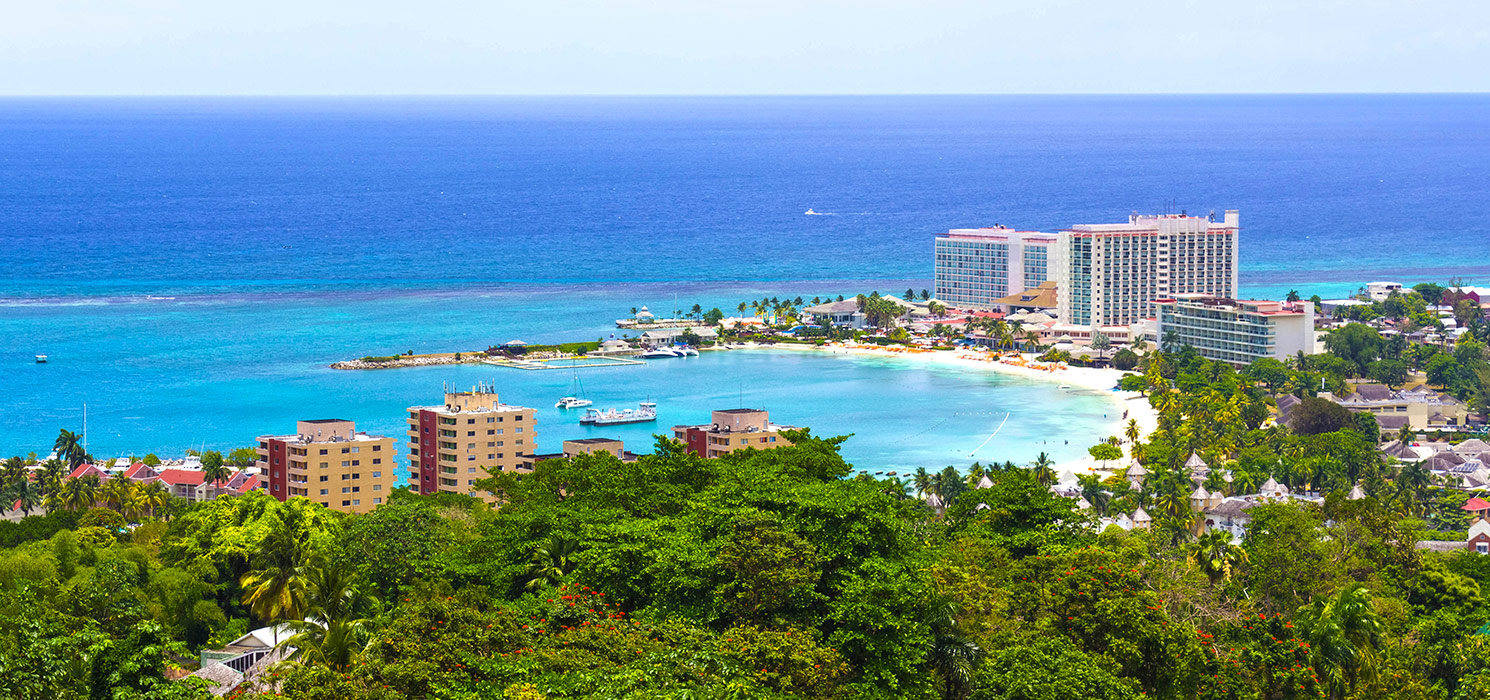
[580,402,658,425]
[555,370,593,408]
[1058,384,1072,390]
[35,354,47,364]
[640,347,682,358]
[677,346,699,357]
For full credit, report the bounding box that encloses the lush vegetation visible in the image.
[3,406,1490,699]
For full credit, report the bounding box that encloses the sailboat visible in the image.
[555,370,593,409]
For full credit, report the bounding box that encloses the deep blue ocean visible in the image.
[2,96,1488,462]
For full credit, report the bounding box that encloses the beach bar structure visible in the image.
[672,409,796,459]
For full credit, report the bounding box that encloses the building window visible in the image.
[372,471,381,478]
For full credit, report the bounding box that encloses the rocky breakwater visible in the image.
[331,354,469,370]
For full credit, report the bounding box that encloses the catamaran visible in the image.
[555,370,593,409]
[580,401,657,425]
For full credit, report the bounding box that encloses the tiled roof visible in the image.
[155,469,206,486]
[67,463,105,480]
[122,462,157,479]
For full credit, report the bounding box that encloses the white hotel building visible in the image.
[1054,210,1240,328]
[932,227,1057,309]
[1154,295,1315,364]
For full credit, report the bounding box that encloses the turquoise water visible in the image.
[5,95,1488,459]
[2,283,1124,467]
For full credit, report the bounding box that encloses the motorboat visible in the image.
[676,346,699,357]
[639,347,683,359]
[35,354,47,364]
[580,401,658,425]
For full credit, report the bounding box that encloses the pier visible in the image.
[481,356,647,371]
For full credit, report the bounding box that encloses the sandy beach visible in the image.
[736,341,1157,482]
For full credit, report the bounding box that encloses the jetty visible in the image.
[482,356,645,371]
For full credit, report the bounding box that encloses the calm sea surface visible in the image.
[2,96,1487,460]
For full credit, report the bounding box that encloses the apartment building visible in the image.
[407,385,536,503]
[672,409,795,459]
[1055,211,1240,327]
[934,227,1057,309]
[1153,294,1314,365]
[256,419,397,514]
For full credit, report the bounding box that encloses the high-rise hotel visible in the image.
[934,210,1240,328]
[932,227,1057,308]
[1055,211,1239,327]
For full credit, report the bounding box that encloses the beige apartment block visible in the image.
[256,419,397,514]
[408,385,536,503]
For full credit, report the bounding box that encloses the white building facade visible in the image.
[1055,211,1240,327]
[933,227,1057,309]
[1153,294,1314,365]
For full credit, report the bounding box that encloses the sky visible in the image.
[3,0,1489,95]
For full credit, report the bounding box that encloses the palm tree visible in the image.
[912,467,933,499]
[202,459,231,493]
[0,457,25,492]
[99,474,129,511]
[141,481,171,519]
[923,598,982,699]
[241,517,312,644]
[1076,474,1110,516]
[9,479,43,517]
[1030,452,1056,488]
[523,535,579,591]
[60,474,100,511]
[283,560,373,672]
[53,429,87,468]
[964,462,987,490]
[1187,530,1248,585]
[38,459,66,496]
[1298,584,1381,699]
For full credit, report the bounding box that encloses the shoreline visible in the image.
[737,341,1156,482]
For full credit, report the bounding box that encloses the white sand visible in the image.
[732,341,1158,481]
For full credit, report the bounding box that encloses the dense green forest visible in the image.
[4,313,1490,698]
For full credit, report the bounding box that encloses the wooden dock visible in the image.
[481,356,646,371]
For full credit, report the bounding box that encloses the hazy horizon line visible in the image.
[2,91,1488,99]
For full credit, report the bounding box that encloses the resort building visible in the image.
[1153,295,1315,365]
[639,327,718,346]
[1366,281,1404,302]
[672,409,796,459]
[1055,211,1240,327]
[533,438,639,463]
[934,227,1058,309]
[991,280,1059,314]
[1318,384,1472,433]
[255,419,397,514]
[407,386,536,503]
